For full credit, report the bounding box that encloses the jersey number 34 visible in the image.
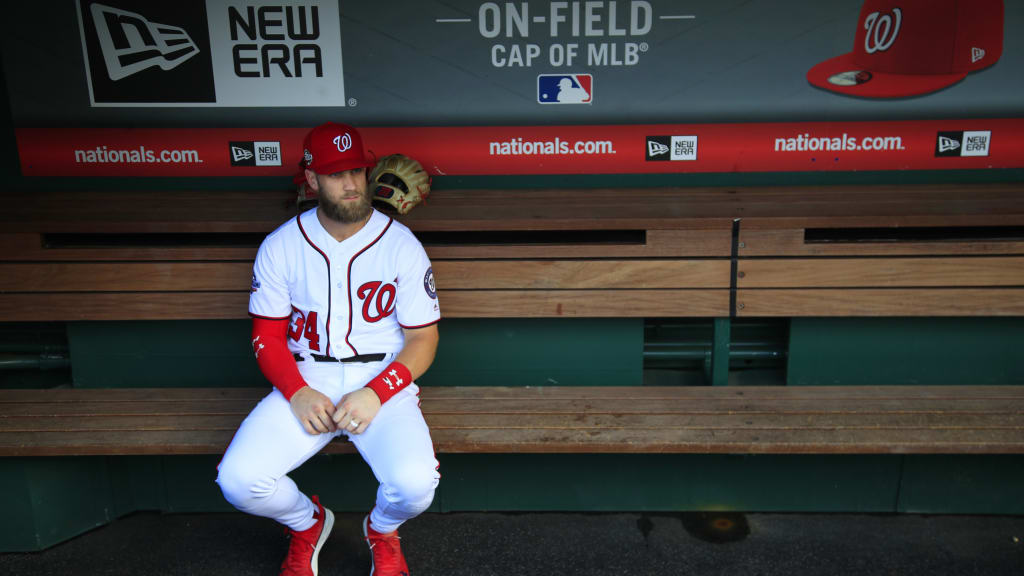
[288,307,321,352]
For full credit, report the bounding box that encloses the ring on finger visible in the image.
[349,420,360,429]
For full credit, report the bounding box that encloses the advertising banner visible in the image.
[17,119,1022,177]
[4,1,1021,177]
[76,0,345,107]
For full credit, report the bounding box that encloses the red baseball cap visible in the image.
[807,0,1003,98]
[302,122,375,175]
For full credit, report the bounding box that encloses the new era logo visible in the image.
[935,131,991,158]
[90,3,200,81]
[78,0,346,107]
[972,47,986,63]
[646,136,698,162]
[648,140,669,157]
[229,141,282,167]
[79,0,216,105]
[937,136,960,154]
[231,146,254,162]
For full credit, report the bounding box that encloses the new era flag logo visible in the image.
[78,0,345,107]
[90,3,200,81]
[936,131,991,158]
[229,141,282,167]
[646,136,699,162]
[937,136,960,154]
[648,140,669,156]
[231,146,254,162]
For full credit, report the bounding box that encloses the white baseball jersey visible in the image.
[249,208,440,358]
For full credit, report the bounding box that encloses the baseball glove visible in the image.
[294,172,317,210]
[369,154,431,215]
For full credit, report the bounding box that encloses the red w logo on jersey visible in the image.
[357,281,397,322]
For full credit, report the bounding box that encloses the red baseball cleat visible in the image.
[363,514,410,576]
[280,495,334,576]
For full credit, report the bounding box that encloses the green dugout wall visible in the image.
[4,315,1024,550]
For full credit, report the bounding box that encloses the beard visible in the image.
[317,179,373,223]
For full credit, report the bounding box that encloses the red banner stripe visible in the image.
[16,120,1024,177]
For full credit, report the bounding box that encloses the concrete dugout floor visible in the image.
[1,512,1022,575]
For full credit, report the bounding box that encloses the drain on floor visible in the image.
[680,512,750,543]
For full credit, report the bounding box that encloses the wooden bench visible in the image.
[2,386,1022,457]
[1,182,1023,460]
[3,183,1023,321]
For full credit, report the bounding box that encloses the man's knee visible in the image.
[216,462,278,511]
[385,464,439,509]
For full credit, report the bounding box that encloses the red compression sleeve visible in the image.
[365,362,413,404]
[251,317,307,401]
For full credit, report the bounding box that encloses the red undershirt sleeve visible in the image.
[251,317,307,401]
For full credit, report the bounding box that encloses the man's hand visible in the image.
[332,388,382,435]
[289,386,338,435]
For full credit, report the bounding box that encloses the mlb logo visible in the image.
[538,74,592,104]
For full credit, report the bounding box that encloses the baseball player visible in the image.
[217,122,441,576]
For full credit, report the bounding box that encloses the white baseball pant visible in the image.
[216,358,440,534]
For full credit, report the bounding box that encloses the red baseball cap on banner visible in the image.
[302,122,375,175]
[807,0,1003,98]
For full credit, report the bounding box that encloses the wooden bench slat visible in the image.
[1,386,1020,456]
[4,385,1023,403]
[0,190,295,234]
[738,257,1024,288]
[438,289,729,317]
[0,401,259,416]
[735,289,1024,316]
[0,229,733,260]
[0,289,730,321]
[0,414,242,432]
[0,430,287,457]
[426,427,1024,454]
[0,232,261,261]
[414,385,1024,401]
[421,399,1023,415]
[0,387,265,403]
[2,412,1018,433]
[0,293,250,321]
[425,229,733,259]
[3,395,1020,417]
[2,425,1021,456]
[738,229,1024,257]
[0,260,731,292]
[436,261,730,289]
[7,186,1023,235]
[0,262,252,292]
[3,385,1022,404]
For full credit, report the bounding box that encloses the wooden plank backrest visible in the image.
[2,184,1023,319]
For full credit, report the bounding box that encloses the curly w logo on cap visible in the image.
[807,0,1003,98]
[302,122,375,175]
